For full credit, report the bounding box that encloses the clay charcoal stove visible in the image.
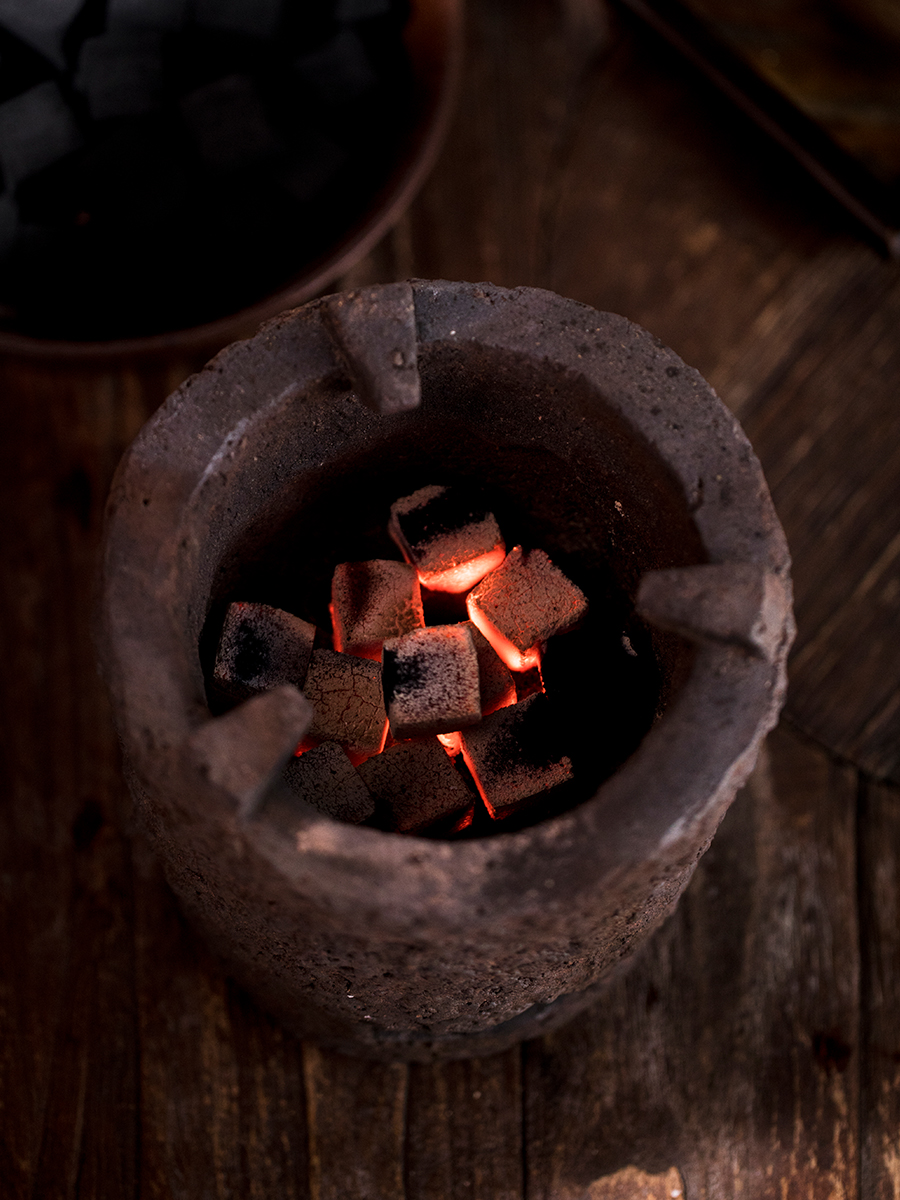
[99,280,794,1061]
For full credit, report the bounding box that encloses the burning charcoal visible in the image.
[330,559,423,660]
[466,546,588,672]
[514,665,544,703]
[464,621,516,715]
[213,602,316,701]
[460,694,573,819]
[299,648,388,763]
[0,0,84,70]
[295,28,377,105]
[75,31,165,120]
[382,625,481,739]
[192,0,282,39]
[357,738,473,834]
[180,75,282,172]
[388,485,506,593]
[0,82,83,192]
[107,0,187,31]
[283,742,375,824]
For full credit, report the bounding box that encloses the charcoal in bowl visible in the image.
[0,0,414,341]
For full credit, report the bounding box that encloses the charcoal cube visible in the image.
[283,742,375,824]
[294,27,377,104]
[107,0,187,31]
[330,559,423,660]
[213,602,316,700]
[0,82,83,192]
[466,546,588,671]
[0,0,84,70]
[460,694,573,819]
[299,648,388,762]
[75,31,165,120]
[357,737,473,834]
[464,620,516,715]
[382,625,481,739]
[191,0,282,39]
[180,75,282,171]
[388,485,506,593]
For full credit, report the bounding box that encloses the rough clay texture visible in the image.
[357,737,473,833]
[468,546,588,653]
[330,558,423,658]
[382,624,481,738]
[282,741,375,824]
[98,281,794,1060]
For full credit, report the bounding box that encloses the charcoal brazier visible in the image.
[98,280,794,1060]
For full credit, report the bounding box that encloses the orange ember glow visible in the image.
[416,544,506,594]
[453,807,475,832]
[437,730,463,756]
[458,744,501,819]
[465,597,542,673]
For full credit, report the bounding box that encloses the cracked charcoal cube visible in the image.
[382,624,481,740]
[357,737,473,834]
[75,31,165,120]
[466,546,588,672]
[191,0,282,40]
[180,74,282,171]
[464,620,517,716]
[460,693,573,819]
[0,0,84,71]
[331,559,423,661]
[283,741,375,824]
[107,0,187,30]
[388,484,506,593]
[0,82,82,192]
[299,648,388,762]
[294,27,377,105]
[213,602,316,700]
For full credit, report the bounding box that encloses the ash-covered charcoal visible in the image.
[460,693,573,819]
[299,648,388,762]
[382,624,481,739]
[330,559,423,660]
[388,485,506,593]
[466,546,588,672]
[357,737,474,834]
[282,741,375,824]
[213,601,316,700]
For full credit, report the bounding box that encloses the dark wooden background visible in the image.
[3,1,900,1196]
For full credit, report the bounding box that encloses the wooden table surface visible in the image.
[3,2,900,1196]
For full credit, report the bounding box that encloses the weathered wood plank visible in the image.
[859,774,900,1200]
[302,1044,407,1200]
[405,1048,524,1200]
[523,725,859,1199]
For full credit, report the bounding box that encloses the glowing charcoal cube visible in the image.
[282,742,375,824]
[330,559,424,661]
[466,546,588,672]
[213,602,315,700]
[299,649,388,763]
[460,694,573,819]
[464,620,517,716]
[382,625,481,740]
[388,484,505,593]
[357,737,473,834]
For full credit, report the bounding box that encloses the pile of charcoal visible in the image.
[211,484,590,837]
[0,0,413,340]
